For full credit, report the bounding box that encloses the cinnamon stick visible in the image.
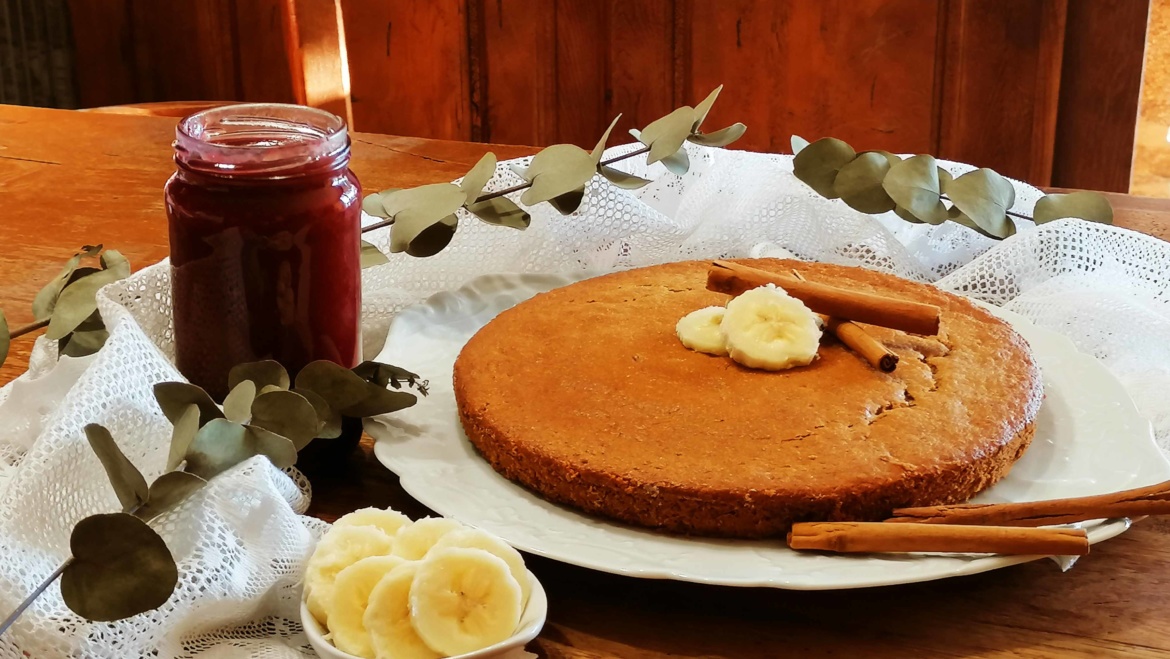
[788,270,900,372]
[887,480,1170,527]
[707,260,941,336]
[787,522,1089,556]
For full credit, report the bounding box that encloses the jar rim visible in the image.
[175,103,349,178]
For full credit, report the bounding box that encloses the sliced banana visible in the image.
[329,555,406,658]
[305,525,395,628]
[409,547,523,656]
[392,517,466,561]
[364,562,441,659]
[721,284,822,371]
[676,306,728,355]
[432,528,530,607]
[335,507,412,538]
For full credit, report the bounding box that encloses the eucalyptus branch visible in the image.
[938,194,1033,222]
[9,319,48,340]
[0,559,71,636]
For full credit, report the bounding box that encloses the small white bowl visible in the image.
[302,570,547,659]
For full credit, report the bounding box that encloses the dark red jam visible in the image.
[165,104,361,399]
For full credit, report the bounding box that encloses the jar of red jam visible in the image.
[165,104,362,400]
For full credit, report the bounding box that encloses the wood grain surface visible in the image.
[2,105,1170,658]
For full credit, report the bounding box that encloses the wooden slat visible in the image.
[937,0,1068,185]
[687,0,940,154]
[1051,0,1149,192]
[554,1,606,148]
[234,0,297,104]
[478,0,556,145]
[125,0,239,102]
[284,0,352,125]
[608,0,676,140]
[66,0,137,107]
[341,0,469,138]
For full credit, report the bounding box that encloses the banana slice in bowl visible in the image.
[302,569,547,659]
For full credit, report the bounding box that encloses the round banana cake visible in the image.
[453,259,1043,538]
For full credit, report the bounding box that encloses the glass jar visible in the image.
[165,104,362,400]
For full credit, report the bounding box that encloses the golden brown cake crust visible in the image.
[453,259,1043,538]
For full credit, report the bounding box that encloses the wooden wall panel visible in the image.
[340,0,470,140]
[688,0,941,155]
[937,0,1068,185]
[475,0,556,145]
[607,0,678,143]
[67,0,136,107]
[1051,0,1149,192]
[235,0,297,104]
[126,0,240,102]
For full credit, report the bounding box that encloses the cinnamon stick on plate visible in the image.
[886,480,1170,527]
[788,522,1090,556]
[707,260,941,336]
[789,269,900,373]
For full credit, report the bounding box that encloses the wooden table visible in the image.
[2,104,1169,658]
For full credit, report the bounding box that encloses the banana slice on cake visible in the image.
[408,547,523,656]
[675,306,728,355]
[721,284,822,370]
[334,507,412,538]
[364,562,441,659]
[329,555,406,658]
[392,517,466,561]
[305,525,395,627]
[431,528,530,606]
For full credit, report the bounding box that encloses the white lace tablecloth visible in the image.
[0,144,1167,657]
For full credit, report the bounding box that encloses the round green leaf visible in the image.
[154,382,224,428]
[99,250,131,279]
[222,380,257,423]
[228,360,290,393]
[0,309,8,369]
[136,471,206,521]
[460,152,497,202]
[341,387,417,419]
[353,361,427,392]
[882,154,948,224]
[599,165,652,190]
[833,152,896,214]
[691,85,723,132]
[546,187,586,215]
[384,184,467,254]
[947,206,1012,239]
[592,115,622,163]
[360,240,390,268]
[520,144,597,206]
[83,424,148,512]
[790,135,810,154]
[166,404,201,471]
[659,149,690,176]
[637,106,697,165]
[792,138,856,199]
[465,197,531,229]
[293,387,341,439]
[687,123,747,148]
[946,168,1016,239]
[894,206,926,224]
[404,214,458,257]
[1033,191,1114,225]
[32,253,82,321]
[61,513,177,622]
[250,390,319,450]
[295,361,373,413]
[185,418,297,479]
[361,192,387,217]
[60,328,109,358]
[46,268,123,340]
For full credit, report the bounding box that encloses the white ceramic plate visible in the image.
[367,272,1170,590]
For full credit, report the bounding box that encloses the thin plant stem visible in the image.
[0,558,72,637]
[9,319,48,340]
[939,194,1033,222]
[360,143,655,234]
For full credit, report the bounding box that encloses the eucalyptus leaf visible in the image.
[937,167,953,190]
[691,85,723,132]
[384,184,466,254]
[882,154,948,224]
[61,513,177,622]
[259,384,284,395]
[80,244,103,257]
[833,151,896,214]
[599,165,652,190]
[404,214,458,257]
[293,387,341,439]
[99,250,131,279]
[60,328,109,358]
[465,197,531,229]
[948,206,1007,239]
[222,380,257,423]
[638,106,695,165]
[135,471,206,521]
[659,149,690,176]
[341,386,417,419]
[228,360,290,392]
[32,253,82,321]
[185,418,297,480]
[894,206,926,224]
[353,361,428,393]
[1034,191,1114,225]
[687,123,746,147]
[546,187,586,215]
[792,137,856,199]
[167,404,200,471]
[295,361,372,413]
[250,390,319,450]
[946,168,1016,238]
[360,240,390,268]
[460,152,497,202]
[83,424,148,512]
[0,309,8,369]
[46,268,124,340]
[361,192,387,217]
[791,135,810,155]
[154,382,224,428]
[520,144,596,206]
[592,115,622,163]
[73,309,106,333]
